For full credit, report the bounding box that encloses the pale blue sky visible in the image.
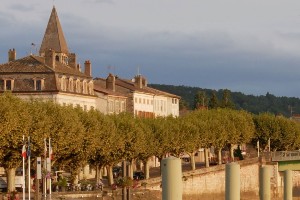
[1,0,300,97]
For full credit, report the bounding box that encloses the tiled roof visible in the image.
[39,6,69,54]
[0,55,91,78]
[0,56,53,73]
[116,78,180,98]
[94,78,127,97]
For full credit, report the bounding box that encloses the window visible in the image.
[76,80,81,93]
[115,101,120,113]
[33,79,44,91]
[1,79,14,91]
[36,80,42,91]
[108,100,114,113]
[121,101,125,112]
[88,81,94,95]
[55,55,59,62]
[60,77,67,91]
[69,78,74,92]
[82,80,87,94]
[6,80,11,90]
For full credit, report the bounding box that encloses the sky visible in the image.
[1,0,300,98]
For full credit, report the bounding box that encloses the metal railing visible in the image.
[271,151,300,161]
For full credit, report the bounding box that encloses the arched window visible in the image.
[55,55,59,62]
[60,76,67,91]
[76,79,81,93]
[82,80,87,94]
[68,77,74,92]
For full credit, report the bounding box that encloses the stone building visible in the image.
[0,6,96,110]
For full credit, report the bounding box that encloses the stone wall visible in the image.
[144,158,269,196]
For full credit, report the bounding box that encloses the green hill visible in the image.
[149,84,300,117]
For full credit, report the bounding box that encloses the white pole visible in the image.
[28,136,31,200]
[268,138,271,152]
[44,138,47,197]
[22,135,25,200]
[49,138,52,195]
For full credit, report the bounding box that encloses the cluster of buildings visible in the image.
[0,6,180,118]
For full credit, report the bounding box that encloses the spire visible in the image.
[39,6,69,55]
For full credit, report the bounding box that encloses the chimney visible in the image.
[106,73,116,92]
[45,49,55,69]
[8,49,16,62]
[135,75,143,89]
[84,60,92,76]
[68,53,77,69]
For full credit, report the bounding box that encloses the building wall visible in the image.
[133,92,154,117]
[15,93,96,111]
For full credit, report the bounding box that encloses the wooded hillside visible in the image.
[149,84,300,117]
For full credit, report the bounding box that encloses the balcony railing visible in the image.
[271,151,300,161]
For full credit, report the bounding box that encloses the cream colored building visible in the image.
[0,7,96,111]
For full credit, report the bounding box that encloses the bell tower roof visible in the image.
[39,6,69,55]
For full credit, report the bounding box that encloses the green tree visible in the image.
[209,92,219,109]
[0,93,32,191]
[194,91,208,110]
[220,89,235,109]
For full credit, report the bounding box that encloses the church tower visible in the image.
[39,6,75,67]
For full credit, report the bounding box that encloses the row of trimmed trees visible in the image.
[0,93,300,191]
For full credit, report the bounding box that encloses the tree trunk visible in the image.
[128,160,133,179]
[95,165,100,184]
[230,144,235,161]
[72,168,80,185]
[158,157,162,175]
[204,148,209,168]
[143,159,150,179]
[190,152,196,170]
[218,149,222,165]
[106,165,114,186]
[6,167,16,192]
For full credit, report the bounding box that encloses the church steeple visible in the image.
[39,6,69,56]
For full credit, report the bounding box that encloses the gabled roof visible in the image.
[39,6,69,54]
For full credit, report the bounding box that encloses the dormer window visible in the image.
[0,79,14,91]
[36,80,41,90]
[88,81,94,95]
[68,78,74,92]
[76,79,81,93]
[33,78,45,91]
[6,80,12,90]
[60,76,67,91]
[82,80,87,94]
